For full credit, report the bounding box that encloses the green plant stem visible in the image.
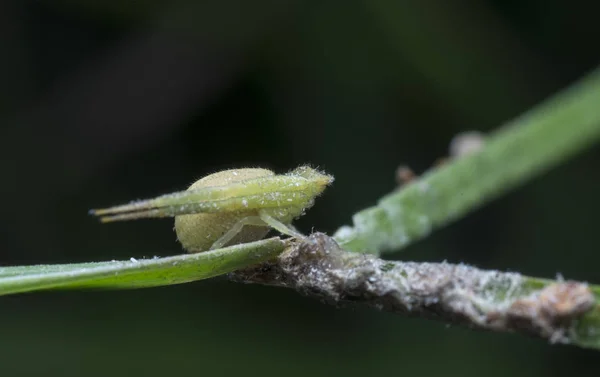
[333,67,600,254]
[0,232,598,349]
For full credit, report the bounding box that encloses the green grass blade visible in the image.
[334,67,600,254]
[0,238,285,295]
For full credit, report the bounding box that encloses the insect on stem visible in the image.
[91,166,334,252]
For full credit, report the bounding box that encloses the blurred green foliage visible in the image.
[1,0,599,376]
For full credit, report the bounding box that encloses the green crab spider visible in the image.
[90,166,334,253]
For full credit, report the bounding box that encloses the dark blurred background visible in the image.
[1,0,599,376]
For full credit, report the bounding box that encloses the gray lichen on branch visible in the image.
[230,233,596,345]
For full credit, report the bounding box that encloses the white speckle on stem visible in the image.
[449,131,485,157]
[417,181,430,193]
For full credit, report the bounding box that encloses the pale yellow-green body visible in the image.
[174,168,275,252]
[91,166,334,253]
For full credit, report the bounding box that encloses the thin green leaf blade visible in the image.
[0,237,285,295]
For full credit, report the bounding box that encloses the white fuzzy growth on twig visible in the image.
[230,233,595,345]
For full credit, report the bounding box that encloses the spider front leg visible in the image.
[209,216,266,250]
[258,210,305,240]
[209,211,305,250]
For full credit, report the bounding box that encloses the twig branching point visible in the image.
[231,233,597,346]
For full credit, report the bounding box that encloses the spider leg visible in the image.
[209,211,305,250]
[258,210,305,239]
[209,216,266,250]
